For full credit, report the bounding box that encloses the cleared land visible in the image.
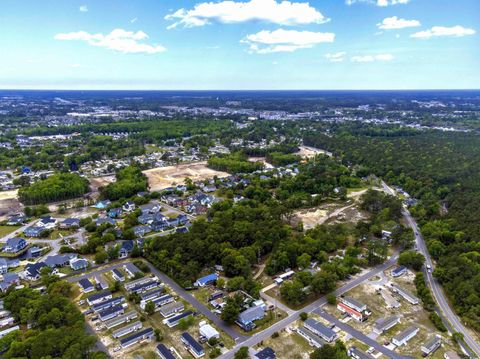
[143,161,229,191]
[89,175,116,193]
[293,202,368,230]
[296,146,332,159]
[0,190,22,220]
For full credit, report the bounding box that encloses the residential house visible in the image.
[124,276,155,291]
[7,214,27,225]
[163,311,193,328]
[0,273,20,292]
[392,326,419,346]
[3,237,27,253]
[390,284,420,305]
[92,296,125,312]
[122,201,136,212]
[96,217,116,227]
[78,278,95,293]
[347,347,375,359]
[156,343,176,359]
[444,351,461,359]
[140,288,164,303]
[94,276,108,291]
[341,296,367,313]
[421,336,441,356]
[112,268,125,282]
[194,273,218,287]
[0,259,7,274]
[119,240,135,258]
[23,226,46,237]
[87,291,112,306]
[99,305,125,321]
[133,225,151,238]
[181,332,205,358]
[29,246,43,258]
[237,306,265,331]
[373,316,400,334]
[296,326,324,348]
[93,200,111,209]
[337,302,365,322]
[139,203,161,215]
[255,347,276,359]
[59,218,80,229]
[391,266,407,278]
[108,208,123,218]
[123,262,142,278]
[138,213,154,225]
[119,327,154,349]
[70,258,89,271]
[44,253,77,268]
[176,227,189,234]
[159,301,184,318]
[199,322,219,340]
[112,321,143,338]
[38,216,56,229]
[104,311,138,330]
[140,294,173,310]
[304,318,336,342]
[24,262,48,280]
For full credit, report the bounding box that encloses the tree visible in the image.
[221,295,242,324]
[234,347,249,359]
[311,271,337,295]
[94,251,108,264]
[326,293,337,305]
[297,253,311,270]
[145,301,155,315]
[310,341,348,359]
[107,245,120,260]
[280,280,306,305]
[300,312,308,321]
[398,251,425,271]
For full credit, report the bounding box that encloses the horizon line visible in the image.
[0,88,479,92]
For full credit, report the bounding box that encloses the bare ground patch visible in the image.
[143,161,229,191]
[296,146,332,159]
[0,190,22,220]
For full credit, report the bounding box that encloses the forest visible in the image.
[0,276,105,359]
[304,124,480,331]
[100,165,148,200]
[18,172,90,204]
[207,152,264,173]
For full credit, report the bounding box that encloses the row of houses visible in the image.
[337,296,371,322]
[23,254,89,281]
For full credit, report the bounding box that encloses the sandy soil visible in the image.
[0,190,22,220]
[90,175,116,192]
[248,157,274,169]
[293,202,368,230]
[296,145,332,159]
[143,161,229,191]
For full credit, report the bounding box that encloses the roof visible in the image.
[98,305,124,319]
[238,306,265,324]
[199,323,219,338]
[255,347,276,359]
[119,327,153,346]
[25,262,47,277]
[393,325,418,342]
[71,258,88,269]
[166,311,193,324]
[45,254,75,267]
[87,290,111,302]
[348,347,374,359]
[392,266,407,275]
[93,296,124,311]
[342,296,366,310]
[374,316,400,331]
[112,268,124,278]
[6,237,25,247]
[304,318,335,340]
[160,301,184,313]
[124,262,141,274]
[62,218,80,225]
[181,332,204,354]
[156,344,176,359]
[79,278,94,290]
[195,273,218,286]
[422,336,441,350]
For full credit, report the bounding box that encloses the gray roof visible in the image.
[304,318,336,340]
[374,316,400,331]
[238,306,265,324]
[342,296,366,310]
[422,336,441,351]
[393,325,418,342]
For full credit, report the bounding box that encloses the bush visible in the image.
[299,312,308,321]
[326,293,337,305]
[271,332,280,338]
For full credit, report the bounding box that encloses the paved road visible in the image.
[382,181,480,358]
[218,252,399,359]
[314,309,407,359]
[67,260,248,343]
[0,219,38,241]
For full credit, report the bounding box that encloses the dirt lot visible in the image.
[90,175,116,192]
[248,157,274,169]
[292,202,369,230]
[0,190,22,220]
[143,161,229,191]
[296,146,332,159]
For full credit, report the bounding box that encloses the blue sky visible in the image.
[0,0,478,89]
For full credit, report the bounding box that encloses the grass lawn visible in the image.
[48,229,72,240]
[0,225,20,237]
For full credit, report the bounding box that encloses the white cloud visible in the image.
[79,5,88,12]
[411,25,476,39]
[346,0,409,6]
[242,28,334,54]
[54,28,166,54]
[377,16,420,30]
[165,0,329,29]
[351,53,394,62]
[325,52,346,62]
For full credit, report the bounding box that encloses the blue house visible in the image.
[255,347,276,359]
[70,258,89,271]
[96,217,116,227]
[24,226,46,237]
[119,240,135,258]
[392,265,407,278]
[237,306,265,331]
[181,332,205,358]
[108,207,123,218]
[133,225,151,238]
[93,200,111,209]
[194,273,218,287]
[24,262,48,280]
[3,237,27,253]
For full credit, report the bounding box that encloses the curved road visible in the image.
[382,181,480,358]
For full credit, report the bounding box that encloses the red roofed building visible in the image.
[337,302,365,322]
